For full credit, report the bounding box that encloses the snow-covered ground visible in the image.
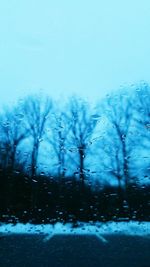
[0,221,150,243]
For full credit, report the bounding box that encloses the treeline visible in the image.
[0,82,150,224]
[0,170,149,224]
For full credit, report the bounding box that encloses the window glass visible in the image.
[0,1,150,266]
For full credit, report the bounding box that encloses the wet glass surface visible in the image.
[0,1,150,266]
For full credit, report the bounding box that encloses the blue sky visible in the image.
[0,0,150,106]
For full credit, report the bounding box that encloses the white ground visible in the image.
[0,221,150,243]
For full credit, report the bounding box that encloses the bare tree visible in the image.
[66,97,98,187]
[132,83,150,177]
[22,94,52,178]
[47,108,70,179]
[21,94,52,210]
[0,105,28,171]
[0,104,29,210]
[97,91,135,212]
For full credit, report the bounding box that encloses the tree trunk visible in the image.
[79,147,85,190]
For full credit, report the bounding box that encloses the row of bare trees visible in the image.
[0,83,150,222]
[0,83,150,202]
[0,95,99,182]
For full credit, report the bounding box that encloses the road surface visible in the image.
[0,234,150,267]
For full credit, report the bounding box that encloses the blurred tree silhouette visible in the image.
[66,97,98,188]
[0,105,29,211]
[0,106,28,170]
[20,94,52,210]
[133,83,150,178]
[96,91,137,214]
[0,87,149,224]
[47,107,70,179]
